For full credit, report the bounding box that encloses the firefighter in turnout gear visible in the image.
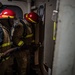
[12,12,39,75]
[0,9,16,75]
[24,12,40,75]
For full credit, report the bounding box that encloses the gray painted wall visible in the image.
[52,0,75,75]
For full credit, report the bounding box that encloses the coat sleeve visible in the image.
[0,27,3,45]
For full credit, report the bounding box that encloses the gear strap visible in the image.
[20,20,27,38]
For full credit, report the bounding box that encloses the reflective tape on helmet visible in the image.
[18,41,24,46]
[25,34,33,38]
[2,15,14,18]
[26,14,37,23]
[0,42,11,48]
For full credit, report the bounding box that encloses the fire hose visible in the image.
[0,43,41,63]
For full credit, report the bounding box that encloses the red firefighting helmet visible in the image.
[0,9,16,19]
[24,12,39,24]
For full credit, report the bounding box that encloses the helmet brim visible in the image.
[0,15,5,19]
[0,15,16,19]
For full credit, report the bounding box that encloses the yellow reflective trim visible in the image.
[6,57,10,60]
[2,56,10,62]
[31,40,35,43]
[28,17,36,23]
[53,22,56,40]
[54,22,56,30]
[18,41,24,46]
[0,53,10,62]
[25,34,33,38]
[26,14,37,23]
[2,59,5,62]
[2,15,14,18]
[53,37,56,40]
[1,42,11,47]
[0,53,3,56]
